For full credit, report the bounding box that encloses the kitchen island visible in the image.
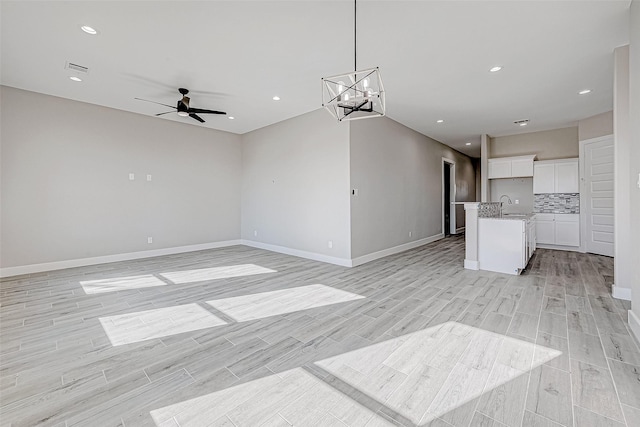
[463,203,536,275]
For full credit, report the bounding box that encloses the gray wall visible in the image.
[241,109,351,261]
[0,86,242,268]
[629,0,640,337]
[578,111,613,141]
[349,116,476,258]
[490,178,534,215]
[490,127,578,160]
[614,46,632,294]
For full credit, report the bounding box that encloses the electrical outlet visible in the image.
[147,174,152,181]
[409,231,412,238]
[328,240,333,249]
[147,237,153,244]
[254,230,258,237]
[129,173,135,181]
[515,199,520,204]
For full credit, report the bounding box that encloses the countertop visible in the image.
[480,213,536,221]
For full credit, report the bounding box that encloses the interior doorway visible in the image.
[580,135,614,257]
[442,158,456,236]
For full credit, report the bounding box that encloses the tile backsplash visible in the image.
[478,202,501,218]
[534,193,580,214]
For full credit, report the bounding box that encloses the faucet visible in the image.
[499,194,512,217]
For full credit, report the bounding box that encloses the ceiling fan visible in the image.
[135,88,226,123]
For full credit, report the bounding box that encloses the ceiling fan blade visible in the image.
[155,111,174,116]
[134,98,176,109]
[189,113,205,123]
[189,108,226,115]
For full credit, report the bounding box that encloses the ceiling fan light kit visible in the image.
[321,0,385,121]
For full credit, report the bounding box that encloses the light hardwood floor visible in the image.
[1,235,639,426]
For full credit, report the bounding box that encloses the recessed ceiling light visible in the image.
[80,25,97,35]
[228,116,235,120]
[519,122,528,126]
[436,119,444,123]
[578,89,592,95]
[272,96,280,101]
[465,142,472,146]
[69,76,82,82]
[489,66,503,73]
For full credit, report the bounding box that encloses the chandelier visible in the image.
[321,0,385,121]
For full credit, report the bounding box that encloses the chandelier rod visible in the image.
[354,0,357,72]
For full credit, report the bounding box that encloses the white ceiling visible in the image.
[1,1,631,157]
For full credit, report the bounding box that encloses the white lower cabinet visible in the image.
[555,215,580,246]
[535,214,556,245]
[535,214,579,247]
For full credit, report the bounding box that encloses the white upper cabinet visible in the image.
[533,163,555,193]
[555,161,580,193]
[488,158,512,179]
[488,155,536,179]
[511,158,535,177]
[533,158,579,193]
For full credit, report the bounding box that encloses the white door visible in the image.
[582,137,614,256]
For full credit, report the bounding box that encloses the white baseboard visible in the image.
[535,244,585,253]
[464,259,479,270]
[351,233,444,267]
[241,240,352,267]
[612,284,632,301]
[455,227,466,235]
[1,233,446,278]
[629,310,640,344]
[0,240,242,278]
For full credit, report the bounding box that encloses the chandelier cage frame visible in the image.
[322,67,386,121]
[321,0,386,121]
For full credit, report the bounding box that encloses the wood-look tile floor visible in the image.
[1,235,639,426]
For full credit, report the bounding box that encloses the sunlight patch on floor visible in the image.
[149,322,561,427]
[206,284,365,321]
[80,264,276,294]
[99,303,226,346]
[316,321,561,425]
[160,264,277,284]
[150,366,390,427]
[80,274,167,294]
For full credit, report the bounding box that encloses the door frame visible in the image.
[441,157,456,236]
[579,134,614,254]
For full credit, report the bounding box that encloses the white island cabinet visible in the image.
[478,215,536,275]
